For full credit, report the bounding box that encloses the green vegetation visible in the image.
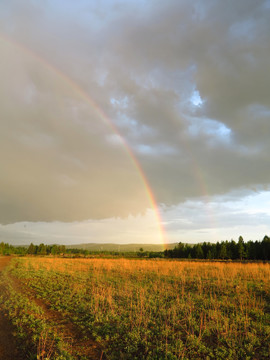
[1,235,269,261]
[0,242,27,255]
[1,257,269,359]
[1,236,269,260]
[26,243,66,256]
[165,236,270,260]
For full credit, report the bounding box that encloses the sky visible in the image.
[0,0,270,245]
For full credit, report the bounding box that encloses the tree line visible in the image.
[0,242,66,256]
[26,243,66,255]
[164,236,270,260]
[1,236,269,260]
[0,242,26,255]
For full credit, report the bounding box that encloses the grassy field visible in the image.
[0,257,269,359]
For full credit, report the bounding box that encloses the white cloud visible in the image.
[162,189,270,242]
[190,90,203,107]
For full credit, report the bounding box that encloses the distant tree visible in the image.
[0,242,5,255]
[219,243,227,259]
[195,244,204,259]
[262,235,270,260]
[202,242,210,259]
[223,241,231,259]
[51,245,60,255]
[237,236,246,260]
[37,243,46,255]
[59,245,66,254]
[27,243,36,255]
[215,242,221,259]
[245,241,253,260]
[176,243,185,258]
[229,240,238,260]
[211,244,217,259]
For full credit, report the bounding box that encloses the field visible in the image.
[0,257,269,359]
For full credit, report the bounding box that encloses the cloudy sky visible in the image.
[1,0,270,245]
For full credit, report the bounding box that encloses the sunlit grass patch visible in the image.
[1,257,270,359]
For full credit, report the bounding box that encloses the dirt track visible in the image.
[0,257,11,271]
[0,257,104,360]
[0,257,25,360]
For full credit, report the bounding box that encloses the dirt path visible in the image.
[1,257,105,359]
[0,257,12,271]
[0,257,25,360]
[9,273,105,359]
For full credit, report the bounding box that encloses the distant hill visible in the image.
[66,242,177,252]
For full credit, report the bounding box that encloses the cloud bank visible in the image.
[0,0,269,231]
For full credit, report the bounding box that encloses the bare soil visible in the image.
[0,257,26,360]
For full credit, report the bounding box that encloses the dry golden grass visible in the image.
[25,256,270,282]
[3,257,270,359]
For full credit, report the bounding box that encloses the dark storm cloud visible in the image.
[0,0,269,223]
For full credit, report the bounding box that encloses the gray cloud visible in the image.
[0,0,270,225]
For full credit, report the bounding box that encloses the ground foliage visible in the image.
[0,257,270,359]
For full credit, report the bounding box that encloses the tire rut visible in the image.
[8,270,105,360]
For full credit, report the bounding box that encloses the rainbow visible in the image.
[0,34,168,247]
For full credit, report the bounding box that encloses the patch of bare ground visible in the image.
[0,257,26,360]
[8,269,105,360]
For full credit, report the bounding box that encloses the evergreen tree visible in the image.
[51,245,60,255]
[229,240,237,260]
[262,235,270,260]
[37,243,46,255]
[27,243,36,255]
[195,244,204,259]
[237,236,246,260]
[176,243,185,258]
[219,243,227,259]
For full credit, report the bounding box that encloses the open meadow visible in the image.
[0,257,269,359]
